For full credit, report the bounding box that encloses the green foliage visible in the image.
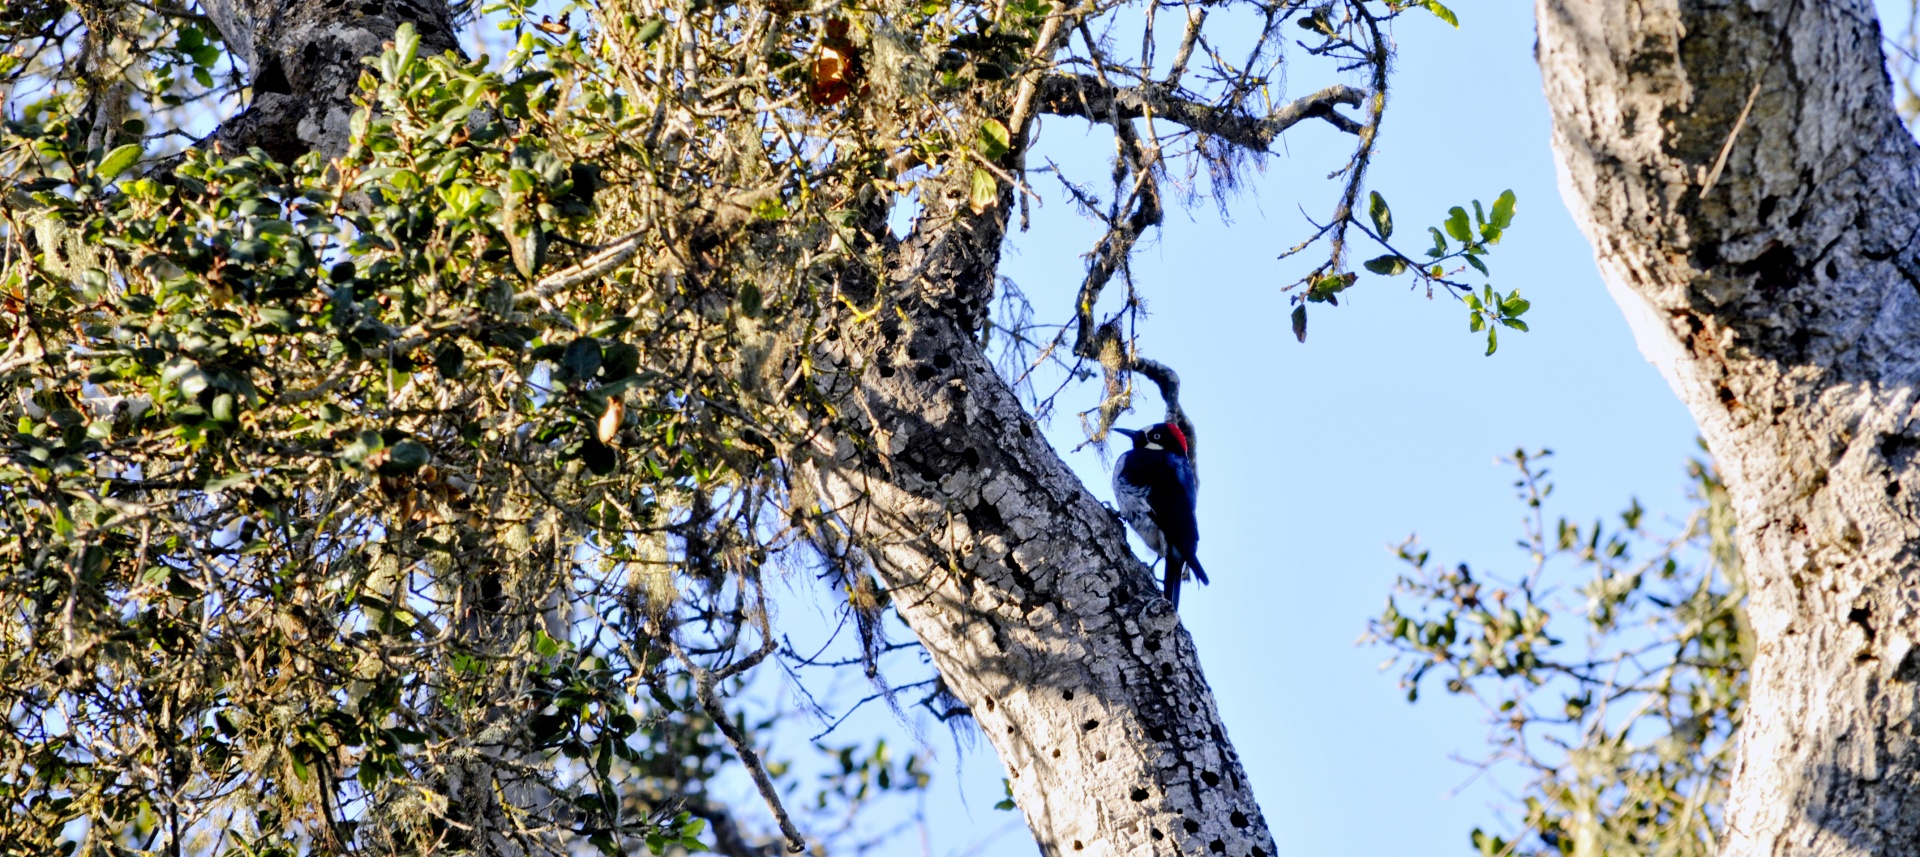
[2,0,1530,849]
[1369,450,1747,857]
[993,778,1018,811]
[0,4,957,850]
[1397,0,1460,28]
[1351,189,1528,354]
[1271,2,1530,355]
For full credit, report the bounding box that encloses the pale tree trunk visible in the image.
[800,188,1278,857]
[1539,0,1920,853]
[196,1,1277,853]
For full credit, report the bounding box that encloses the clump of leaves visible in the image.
[0,4,959,850]
[1304,187,1529,354]
[2,0,1538,849]
[1368,449,1746,857]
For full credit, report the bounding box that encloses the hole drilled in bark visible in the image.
[255,56,294,95]
[1850,604,1876,643]
[1209,840,1225,853]
[1150,829,1164,841]
[1738,243,1800,292]
[1201,771,1220,787]
[1063,689,1074,700]
[1072,841,1083,851]
[1094,751,1107,762]
[1230,811,1248,828]
[1183,820,1200,834]
[1131,788,1149,801]
[1082,719,1099,731]
[1051,749,1060,758]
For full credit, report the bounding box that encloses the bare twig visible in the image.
[1037,75,1365,148]
[513,224,652,304]
[669,576,807,854]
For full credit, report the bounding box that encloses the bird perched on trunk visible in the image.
[1112,423,1206,607]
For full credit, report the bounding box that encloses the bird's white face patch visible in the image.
[1144,442,1164,451]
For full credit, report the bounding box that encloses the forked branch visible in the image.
[1036,75,1366,146]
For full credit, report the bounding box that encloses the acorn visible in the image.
[597,397,625,444]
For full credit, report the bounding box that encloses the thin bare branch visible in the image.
[1037,74,1365,147]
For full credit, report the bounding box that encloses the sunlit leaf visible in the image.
[1364,254,1407,276]
[1420,0,1459,28]
[1369,191,1393,239]
[98,144,143,181]
[978,118,1011,159]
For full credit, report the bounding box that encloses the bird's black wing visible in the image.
[1148,454,1206,585]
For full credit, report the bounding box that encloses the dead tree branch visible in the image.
[1037,75,1366,146]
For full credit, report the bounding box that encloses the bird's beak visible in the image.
[1112,427,1141,439]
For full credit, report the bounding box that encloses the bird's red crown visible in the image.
[1158,422,1189,456]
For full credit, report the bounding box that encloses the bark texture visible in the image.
[802,189,1277,857]
[198,0,459,160]
[196,0,1275,852]
[1538,0,1920,853]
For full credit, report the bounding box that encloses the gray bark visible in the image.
[1538,0,1920,853]
[198,0,459,160]
[799,186,1277,857]
[193,0,1277,852]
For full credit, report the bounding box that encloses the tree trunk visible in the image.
[193,1,1277,852]
[802,188,1278,857]
[1538,1,1920,853]
[197,0,459,160]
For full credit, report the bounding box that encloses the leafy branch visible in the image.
[1367,449,1746,857]
[1295,188,1529,354]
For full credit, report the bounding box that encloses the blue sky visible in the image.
[992,3,1698,852]
[540,0,1915,853]
[458,0,1911,850]
[756,1,1715,854]
[82,0,1912,850]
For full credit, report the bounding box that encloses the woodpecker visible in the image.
[1112,422,1207,608]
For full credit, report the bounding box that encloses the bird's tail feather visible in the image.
[1164,557,1183,609]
